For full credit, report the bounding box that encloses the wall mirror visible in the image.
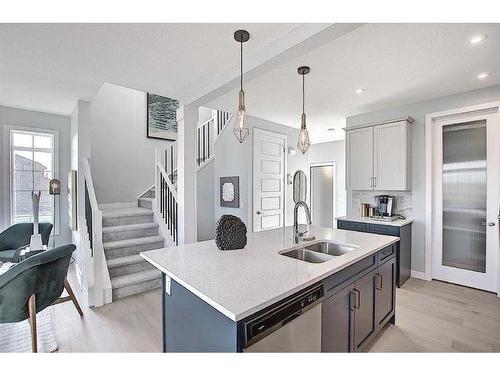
[293,170,307,203]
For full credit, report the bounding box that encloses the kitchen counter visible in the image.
[336,216,413,227]
[141,225,398,322]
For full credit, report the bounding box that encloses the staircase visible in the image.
[102,201,164,300]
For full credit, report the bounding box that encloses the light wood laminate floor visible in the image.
[53,268,500,352]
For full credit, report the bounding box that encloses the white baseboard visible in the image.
[98,202,137,210]
[411,270,431,281]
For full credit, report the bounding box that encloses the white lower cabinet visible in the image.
[346,117,412,191]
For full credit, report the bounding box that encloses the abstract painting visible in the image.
[147,93,180,141]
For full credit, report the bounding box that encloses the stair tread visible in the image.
[107,254,145,268]
[102,222,158,233]
[111,269,161,289]
[102,207,153,218]
[139,197,153,201]
[103,235,165,249]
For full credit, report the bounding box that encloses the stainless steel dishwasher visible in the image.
[243,285,323,352]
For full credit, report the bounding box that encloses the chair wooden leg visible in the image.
[64,279,83,317]
[27,294,37,353]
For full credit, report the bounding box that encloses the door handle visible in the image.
[370,177,373,188]
[349,290,357,311]
[376,273,383,291]
[488,222,496,226]
[256,211,263,215]
[352,288,361,309]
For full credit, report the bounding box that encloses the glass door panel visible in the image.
[442,121,487,273]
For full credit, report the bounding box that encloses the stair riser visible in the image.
[112,278,161,299]
[105,240,165,259]
[109,261,155,278]
[138,199,153,210]
[103,214,154,227]
[103,227,158,242]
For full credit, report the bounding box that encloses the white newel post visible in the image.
[177,105,198,244]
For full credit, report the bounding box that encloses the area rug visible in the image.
[0,307,58,353]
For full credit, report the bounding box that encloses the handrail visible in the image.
[82,157,106,307]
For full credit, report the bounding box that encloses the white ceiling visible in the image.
[207,23,500,143]
[2,23,500,145]
[0,23,300,115]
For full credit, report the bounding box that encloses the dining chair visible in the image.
[0,223,53,262]
[0,244,82,352]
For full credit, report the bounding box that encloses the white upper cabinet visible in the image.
[346,126,374,190]
[346,118,412,191]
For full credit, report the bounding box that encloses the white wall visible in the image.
[0,105,72,245]
[308,140,346,220]
[213,115,309,233]
[346,84,500,273]
[90,83,171,204]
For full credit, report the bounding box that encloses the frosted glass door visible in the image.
[442,121,487,273]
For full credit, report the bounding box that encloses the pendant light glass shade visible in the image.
[233,30,250,143]
[233,90,249,143]
[297,66,311,154]
[297,114,310,153]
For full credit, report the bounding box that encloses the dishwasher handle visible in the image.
[282,310,303,326]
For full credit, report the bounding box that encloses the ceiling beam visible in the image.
[185,23,364,107]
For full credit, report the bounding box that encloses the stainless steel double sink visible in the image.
[279,241,357,263]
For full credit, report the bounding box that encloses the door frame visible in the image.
[252,127,287,233]
[309,162,336,228]
[425,101,500,295]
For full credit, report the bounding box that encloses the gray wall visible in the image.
[90,83,171,204]
[346,84,500,273]
[0,105,72,245]
[213,115,309,233]
[308,140,346,220]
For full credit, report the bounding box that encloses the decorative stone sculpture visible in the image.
[215,215,247,251]
[29,190,43,250]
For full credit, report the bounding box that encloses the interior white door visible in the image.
[433,113,499,292]
[373,120,410,190]
[310,164,335,228]
[253,128,286,232]
[347,127,374,190]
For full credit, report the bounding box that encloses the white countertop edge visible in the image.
[141,236,399,322]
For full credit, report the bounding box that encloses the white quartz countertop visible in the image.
[336,216,413,227]
[141,226,398,322]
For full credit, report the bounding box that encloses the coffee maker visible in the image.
[372,195,396,221]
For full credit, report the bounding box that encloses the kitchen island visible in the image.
[141,225,399,352]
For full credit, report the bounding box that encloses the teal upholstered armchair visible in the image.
[0,244,78,352]
[0,223,53,262]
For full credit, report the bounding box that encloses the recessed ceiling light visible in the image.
[327,128,336,132]
[470,34,487,45]
[355,88,365,94]
[478,72,490,80]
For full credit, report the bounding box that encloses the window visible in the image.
[10,130,55,225]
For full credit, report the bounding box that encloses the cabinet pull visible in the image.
[376,273,383,291]
[370,177,373,188]
[353,288,361,309]
[374,176,377,188]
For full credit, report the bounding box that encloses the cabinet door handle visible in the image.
[349,290,356,311]
[376,273,383,291]
[370,177,373,188]
[353,288,361,309]
[374,176,377,188]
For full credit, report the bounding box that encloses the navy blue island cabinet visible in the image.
[337,219,412,287]
[161,242,398,353]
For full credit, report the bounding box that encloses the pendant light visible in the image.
[297,66,311,154]
[233,30,250,143]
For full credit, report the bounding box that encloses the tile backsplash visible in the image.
[351,191,412,218]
